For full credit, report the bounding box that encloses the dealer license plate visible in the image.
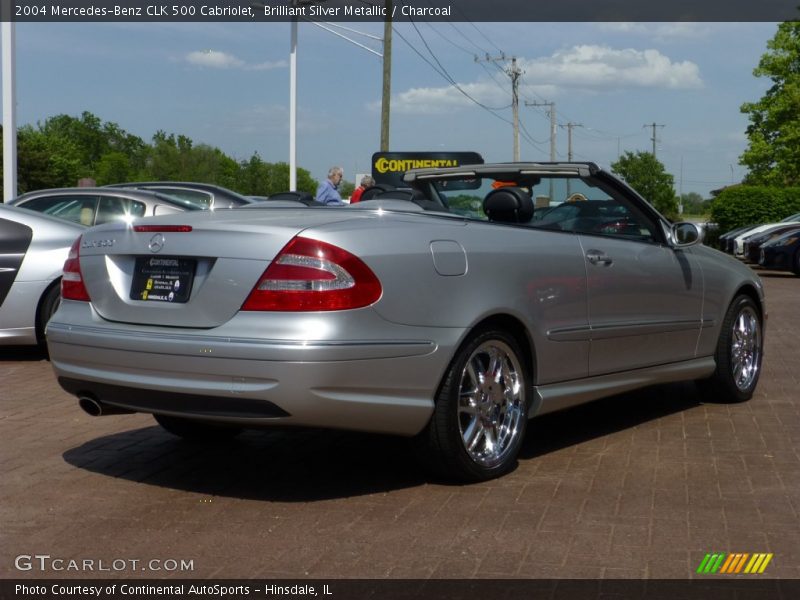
[130,256,196,303]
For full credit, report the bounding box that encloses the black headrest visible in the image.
[483,187,534,223]
[360,184,395,201]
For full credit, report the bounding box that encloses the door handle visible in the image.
[586,250,613,266]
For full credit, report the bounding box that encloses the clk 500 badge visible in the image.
[82,239,115,248]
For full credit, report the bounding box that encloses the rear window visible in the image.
[19,195,98,225]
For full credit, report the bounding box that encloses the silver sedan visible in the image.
[9,187,200,225]
[46,163,765,481]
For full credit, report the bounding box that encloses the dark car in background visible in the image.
[729,213,800,256]
[719,224,757,254]
[9,187,200,226]
[758,229,800,275]
[743,224,800,263]
[105,182,253,209]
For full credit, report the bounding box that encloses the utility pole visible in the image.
[563,122,583,161]
[562,122,582,196]
[299,17,386,154]
[511,58,520,162]
[644,122,665,158]
[526,101,556,162]
[380,1,392,152]
[476,54,522,161]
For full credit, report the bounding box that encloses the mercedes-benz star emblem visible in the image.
[149,233,165,253]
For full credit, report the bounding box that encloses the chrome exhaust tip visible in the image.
[78,395,103,416]
[77,395,134,416]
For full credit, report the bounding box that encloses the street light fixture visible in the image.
[254,1,388,190]
[252,0,323,191]
[288,0,324,190]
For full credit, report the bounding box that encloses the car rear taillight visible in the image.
[62,236,90,301]
[133,225,193,233]
[241,236,382,311]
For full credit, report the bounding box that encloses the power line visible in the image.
[644,122,665,158]
[390,24,518,136]
[406,19,511,112]
[525,101,556,162]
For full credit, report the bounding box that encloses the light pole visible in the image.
[253,0,321,191]
[288,0,322,191]
[289,12,298,190]
[257,1,386,190]
[2,17,17,202]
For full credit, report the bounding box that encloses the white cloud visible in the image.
[374,81,508,115]
[185,50,287,71]
[518,45,703,91]
[378,44,702,115]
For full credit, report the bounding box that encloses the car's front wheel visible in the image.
[699,294,763,403]
[414,329,529,482]
[154,414,242,442]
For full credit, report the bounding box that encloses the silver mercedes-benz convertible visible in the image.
[46,163,765,481]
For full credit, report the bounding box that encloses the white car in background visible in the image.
[732,212,800,256]
[0,205,84,346]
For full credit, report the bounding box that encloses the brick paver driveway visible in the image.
[1,272,798,579]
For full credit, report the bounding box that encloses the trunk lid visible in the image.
[76,209,356,328]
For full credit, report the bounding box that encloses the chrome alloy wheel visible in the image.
[457,340,525,468]
[731,306,762,392]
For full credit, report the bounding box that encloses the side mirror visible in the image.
[671,222,704,248]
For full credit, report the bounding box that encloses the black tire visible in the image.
[154,414,242,442]
[413,329,529,482]
[36,283,61,346]
[698,294,763,403]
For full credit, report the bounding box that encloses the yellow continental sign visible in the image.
[374,158,461,174]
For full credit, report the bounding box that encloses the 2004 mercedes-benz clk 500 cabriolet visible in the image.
[47,163,765,481]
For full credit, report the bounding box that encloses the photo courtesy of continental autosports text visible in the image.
[13,582,333,597]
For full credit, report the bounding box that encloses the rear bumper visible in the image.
[46,304,464,436]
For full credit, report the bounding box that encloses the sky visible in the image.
[1,20,779,197]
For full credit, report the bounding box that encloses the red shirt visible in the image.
[350,186,366,203]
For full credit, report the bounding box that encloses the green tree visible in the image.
[262,162,317,196]
[236,153,271,196]
[144,131,182,180]
[339,179,355,199]
[4,111,319,198]
[16,125,82,192]
[38,111,147,179]
[94,152,133,185]
[678,192,709,215]
[740,21,800,186]
[611,151,678,219]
